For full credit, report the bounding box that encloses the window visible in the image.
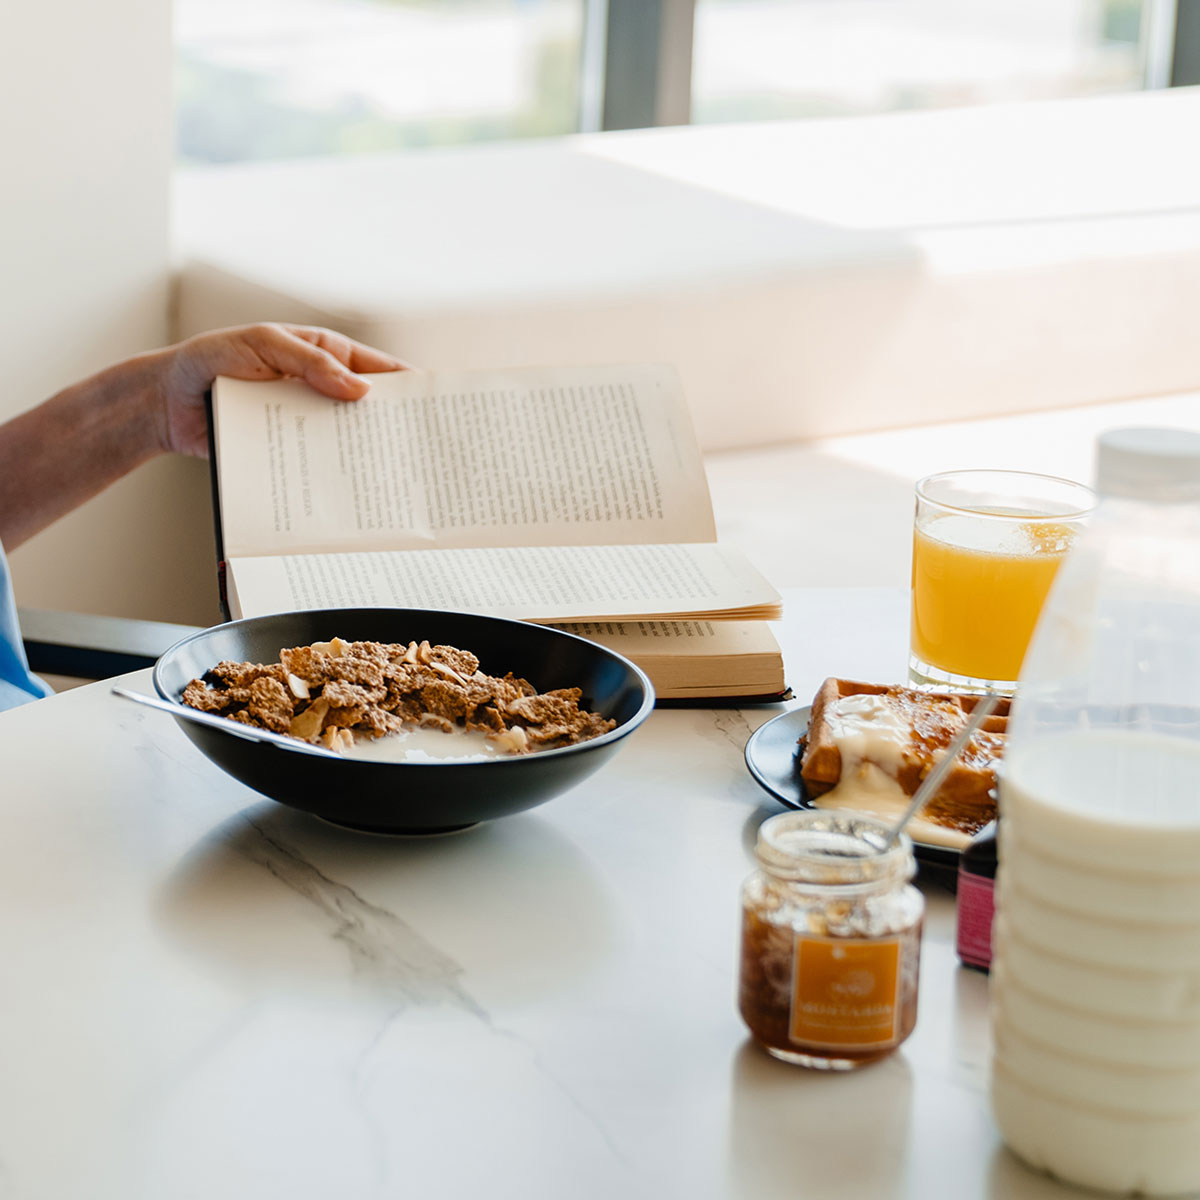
[176,0,1184,165]
[176,0,585,165]
[691,0,1149,124]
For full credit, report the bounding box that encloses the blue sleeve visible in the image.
[0,541,53,711]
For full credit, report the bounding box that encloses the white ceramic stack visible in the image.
[990,428,1200,1196]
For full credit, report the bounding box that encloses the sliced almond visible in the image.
[286,672,311,700]
[311,636,348,659]
[430,660,468,686]
[289,696,331,741]
[318,726,355,753]
[488,726,529,755]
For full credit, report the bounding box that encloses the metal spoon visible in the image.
[886,692,1002,846]
[111,685,345,760]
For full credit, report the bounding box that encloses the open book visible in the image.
[209,363,785,700]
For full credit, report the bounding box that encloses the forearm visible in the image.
[0,323,403,553]
[0,350,169,550]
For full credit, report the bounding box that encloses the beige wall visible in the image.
[2,0,221,627]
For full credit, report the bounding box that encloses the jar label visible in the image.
[789,934,902,1049]
[955,871,994,969]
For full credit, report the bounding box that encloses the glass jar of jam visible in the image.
[738,810,924,1069]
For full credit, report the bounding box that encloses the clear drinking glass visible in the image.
[909,469,1093,693]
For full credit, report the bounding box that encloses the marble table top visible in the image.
[0,588,1095,1200]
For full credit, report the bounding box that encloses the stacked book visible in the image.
[209,363,785,701]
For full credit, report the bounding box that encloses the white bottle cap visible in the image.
[1095,427,1200,502]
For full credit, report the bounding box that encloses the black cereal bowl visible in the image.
[153,607,655,834]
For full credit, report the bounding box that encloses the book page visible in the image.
[553,619,785,698]
[554,619,782,696]
[550,619,782,657]
[213,364,715,558]
[226,542,782,624]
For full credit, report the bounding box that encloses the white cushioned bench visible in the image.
[705,389,1200,590]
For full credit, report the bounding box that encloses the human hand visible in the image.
[156,324,407,457]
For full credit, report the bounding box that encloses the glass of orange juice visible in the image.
[910,470,1094,692]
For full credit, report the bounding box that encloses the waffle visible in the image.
[799,678,1010,836]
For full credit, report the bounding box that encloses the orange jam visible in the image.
[738,811,924,1069]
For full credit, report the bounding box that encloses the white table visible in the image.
[0,588,1097,1200]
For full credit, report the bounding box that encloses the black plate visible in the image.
[154,607,654,835]
[743,705,960,869]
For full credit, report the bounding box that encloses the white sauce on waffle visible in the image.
[812,775,972,850]
[822,694,911,774]
[813,694,972,850]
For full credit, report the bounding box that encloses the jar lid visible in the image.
[754,810,915,886]
[1095,427,1200,503]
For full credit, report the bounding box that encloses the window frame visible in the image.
[584,0,1194,134]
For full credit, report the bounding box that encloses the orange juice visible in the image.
[910,513,1075,685]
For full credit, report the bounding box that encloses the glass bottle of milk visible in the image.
[991,427,1200,1196]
